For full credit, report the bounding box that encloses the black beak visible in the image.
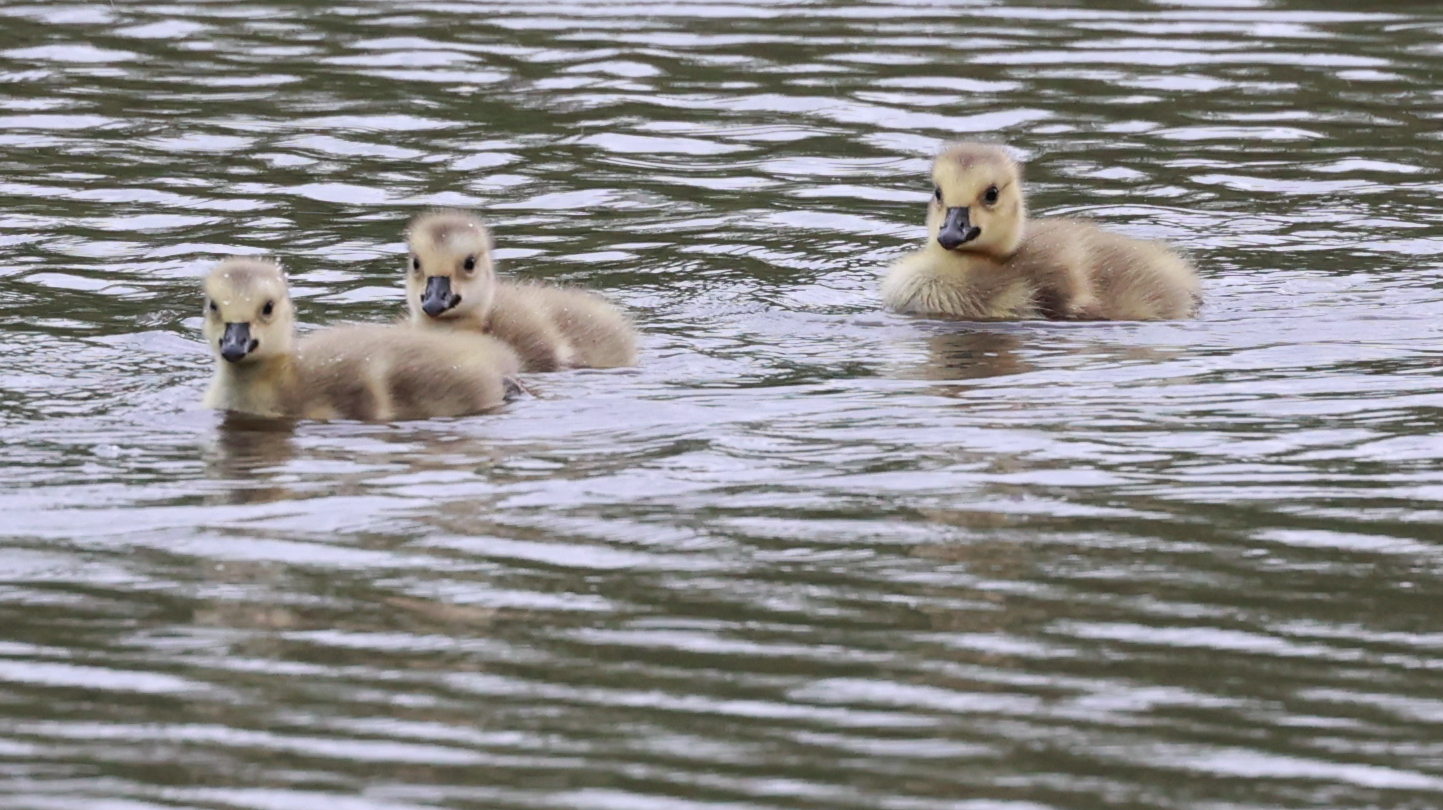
[420,276,462,317]
[219,322,258,363]
[938,206,982,250]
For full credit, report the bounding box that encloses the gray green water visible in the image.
[3,1,1443,808]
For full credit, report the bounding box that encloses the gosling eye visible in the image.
[462,255,477,273]
[983,185,1000,205]
[261,300,275,318]
[933,186,942,203]
[207,299,218,314]
[411,255,421,274]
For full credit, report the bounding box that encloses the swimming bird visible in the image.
[404,209,638,372]
[201,257,522,421]
[880,142,1200,320]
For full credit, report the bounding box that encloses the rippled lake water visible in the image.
[3,1,1443,808]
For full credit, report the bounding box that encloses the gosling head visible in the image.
[405,209,497,324]
[201,258,295,365]
[928,142,1026,259]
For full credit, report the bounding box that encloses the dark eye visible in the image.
[983,185,999,205]
[463,255,476,272]
[207,300,217,313]
[262,301,274,317]
[933,186,942,202]
[411,256,421,272]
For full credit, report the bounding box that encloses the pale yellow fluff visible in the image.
[881,142,1200,320]
[201,257,522,421]
[404,209,639,372]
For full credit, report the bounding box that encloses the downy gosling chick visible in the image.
[881,143,1200,320]
[202,257,522,421]
[405,209,638,372]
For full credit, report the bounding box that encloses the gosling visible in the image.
[881,142,1201,320]
[404,209,638,372]
[201,257,522,421]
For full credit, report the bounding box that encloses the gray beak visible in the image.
[938,206,982,250]
[220,322,258,363]
[421,276,462,317]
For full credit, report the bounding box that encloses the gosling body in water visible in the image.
[202,258,521,421]
[405,210,638,372]
[881,143,1200,320]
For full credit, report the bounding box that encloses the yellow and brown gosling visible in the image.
[881,142,1200,321]
[201,257,522,421]
[404,209,638,372]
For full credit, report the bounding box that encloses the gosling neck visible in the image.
[207,353,299,418]
[922,241,1009,276]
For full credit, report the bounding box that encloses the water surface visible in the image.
[3,1,1443,808]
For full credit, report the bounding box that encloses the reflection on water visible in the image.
[204,412,298,502]
[922,328,1033,382]
[3,1,1443,808]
